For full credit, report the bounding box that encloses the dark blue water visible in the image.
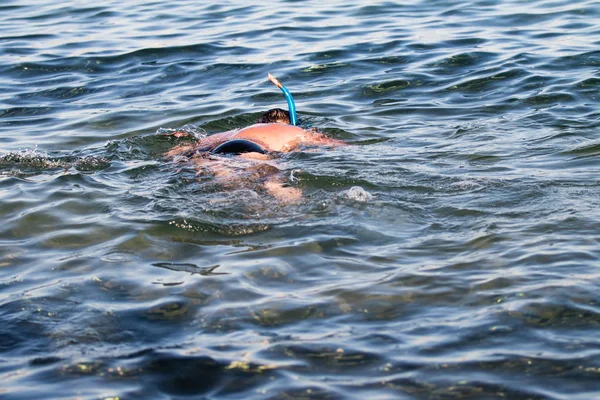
[1,0,600,398]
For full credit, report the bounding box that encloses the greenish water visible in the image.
[1,0,600,399]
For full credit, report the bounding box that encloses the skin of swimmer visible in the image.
[165,114,344,204]
[165,123,342,157]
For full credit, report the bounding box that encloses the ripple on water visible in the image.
[2,0,600,399]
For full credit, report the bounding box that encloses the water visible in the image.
[1,0,600,398]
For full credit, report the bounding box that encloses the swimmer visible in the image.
[166,108,342,156]
[165,74,344,203]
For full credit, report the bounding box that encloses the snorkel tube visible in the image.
[268,73,297,126]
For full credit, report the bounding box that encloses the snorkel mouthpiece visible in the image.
[268,73,297,126]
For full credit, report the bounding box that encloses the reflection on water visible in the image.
[1,0,600,399]
[152,262,228,277]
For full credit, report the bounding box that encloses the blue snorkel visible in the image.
[268,73,297,126]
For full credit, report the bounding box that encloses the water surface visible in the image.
[1,0,600,399]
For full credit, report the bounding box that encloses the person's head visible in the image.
[257,108,290,124]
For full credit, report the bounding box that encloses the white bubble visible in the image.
[345,186,373,202]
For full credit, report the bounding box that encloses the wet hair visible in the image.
[257,108,290,124]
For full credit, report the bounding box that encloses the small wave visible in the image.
[168,218,270,236]
[156,124,207,140]
[0,149,110,175]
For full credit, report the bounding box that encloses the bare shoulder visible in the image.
[165,144,196,158]
[305,128,345,145]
